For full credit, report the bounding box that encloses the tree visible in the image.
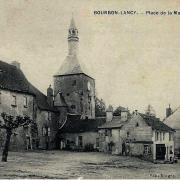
[113,106,128,116]
[0,113,32,162]
[145,104,156,117]
[95,97,106,117]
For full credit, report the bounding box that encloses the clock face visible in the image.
[87,81,91,91]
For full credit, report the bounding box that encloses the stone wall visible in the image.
[36,109,58,149]
[0,89,34,150]
[54,74,95,119]
[60,132,99,150]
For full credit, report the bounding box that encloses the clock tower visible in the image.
[54,17,95,119]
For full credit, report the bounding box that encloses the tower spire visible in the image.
[68,17,79,56]
[68,17,79,42]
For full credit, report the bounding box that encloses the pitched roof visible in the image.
[0,60,55,112]
[98,115,128,129]
[54,92,68,107]
[69,17,76,29]
[0,60,34,94]
[29,84,57,112]
[163,107,180,129]
[98,120,126,129]
[139,113,175,132]
[54,55,91,77]
[59,114,106,133]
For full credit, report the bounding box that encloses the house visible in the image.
[0,60,59,150]
[122,112,175,162]
[163,105,180,154]
[98,106,130,154]
[99,107,175,162]
[57,114,106,151]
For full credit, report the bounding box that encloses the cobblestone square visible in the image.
[0,151,179,179]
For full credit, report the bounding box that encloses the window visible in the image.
[169,146,173,154]
[42,127,46,136]
[127,132,130,138]
[163,132,165,141]
[155,132,159,141]
[78,136,83,147]
[71,105,76,109]
[136,122,139,127]
[96,138,99,148]
[169,132,172,141]
[48,112,51,121]
[23,96,28,107]
[160,132,162,141]
[47,127,50,136]
[12,95,17,107]
[105,129,108,136]
[0,91,1,104]
[88,95,91,102]
[144,145,151,154]
[72,80,76,86]
[109,130,112,137]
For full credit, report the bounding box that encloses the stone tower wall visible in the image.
[54,73,95,119]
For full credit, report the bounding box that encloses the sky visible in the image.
[0,0,180,119]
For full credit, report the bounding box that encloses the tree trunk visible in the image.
[2,129,12,162]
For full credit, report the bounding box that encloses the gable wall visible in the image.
[122,114,153,141]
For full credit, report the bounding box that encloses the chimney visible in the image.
[47,85,54,107]
[106,105,113,122]
[166,104,172,118]
[11,61,20,69]
[135,110,138,115]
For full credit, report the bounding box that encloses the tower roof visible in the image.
[69,17,76,29]
[55,18,91,78]
[54,55,90,77]
[54,92,68,107]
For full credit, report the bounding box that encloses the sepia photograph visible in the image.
[0,0,180,179]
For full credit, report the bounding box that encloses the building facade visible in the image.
[99,109,175,162]
[164,105,180,154]
[0,61,59,150]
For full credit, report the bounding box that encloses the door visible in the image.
[156,144,166,160]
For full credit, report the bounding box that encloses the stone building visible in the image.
[54,17,95,120]
[122,112,175,162]
[164,105,180,154]
[58,114,105,150]
[0,60,59,150]
[98,106,130,154]
[99,109,175,162]
[53,18,107,149]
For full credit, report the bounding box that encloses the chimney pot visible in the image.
[11,61,20,69]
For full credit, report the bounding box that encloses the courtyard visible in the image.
[0,150,179,179]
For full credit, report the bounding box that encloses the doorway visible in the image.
[156,144,166,160]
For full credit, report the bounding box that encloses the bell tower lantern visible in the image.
[68,17,79,56]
